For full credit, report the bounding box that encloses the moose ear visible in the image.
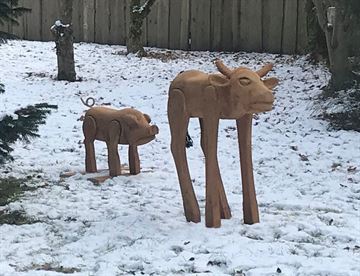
[209,74,231,87]
[257,63,274,77]
[263,77,279,89]
[143,113,151,123]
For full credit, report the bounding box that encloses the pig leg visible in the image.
[237,114,259,224]
[106,120,122,177]
[83,116,97,173]
[202,117,222,228]
[199,118,231,220]
[129,145,140,175]
[168,89,200,223]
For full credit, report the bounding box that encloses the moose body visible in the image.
[83,106,158,177]
[168,60,278,227]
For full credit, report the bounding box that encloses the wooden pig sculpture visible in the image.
[168,59,278,228]
[83,106,159,177]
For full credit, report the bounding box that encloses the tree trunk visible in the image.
[51,0,76,82]
[313,0,353,90]
[127,0,156,56]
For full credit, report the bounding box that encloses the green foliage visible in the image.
[0,0,30,42]
[0,103,58,164]
[0,0,30,26]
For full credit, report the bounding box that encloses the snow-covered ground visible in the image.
[0,40,359,276]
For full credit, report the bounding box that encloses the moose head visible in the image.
[207,60,278,118]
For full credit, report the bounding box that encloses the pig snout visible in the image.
[129,124,159,146]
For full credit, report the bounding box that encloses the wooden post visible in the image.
[237,114,260,224]
[129,145,140,175]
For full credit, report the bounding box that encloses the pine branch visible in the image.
[0,103,58,164]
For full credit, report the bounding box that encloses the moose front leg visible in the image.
[107,120,122,177]
[202,117,223,228]
[237,114,259,224]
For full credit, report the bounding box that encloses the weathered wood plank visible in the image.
[297,0,309,54]
[94,0,110,44]
[157,0,169,48]
[282,0,298,54]
[83,0,95,42]
[179,0,190,50]
[190,0,211,50]
[232,0,242,51]
[169,0,182,49]
[72,0,84,42]
[146,0,158,47]
[211,0,222,51]
[108,0,126,45]
[262,0,284,53]
[240,0,262,52]
[41,0,62,41]
[222,0,233,51]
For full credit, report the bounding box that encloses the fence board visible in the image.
[190,0,211,50]
[232,0,241,51]
[297,0,309,54]
[211,0,222,51]
[169,0,182,49]
[240,0,262,52]
[222,0,233,51]
[146,0,158,47]
[41,0,61,41]
[94,0,110,43]
[83,0,95,42]
[4,0,310,54]
[262,0,283,53]
[282,0,298,54]
[108,0,126,45]
[179,0,190,50]
[72,0,84,42]
[156,0,169,48]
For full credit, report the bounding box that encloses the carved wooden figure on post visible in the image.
[168,59,278,228]
[83,102,159,178]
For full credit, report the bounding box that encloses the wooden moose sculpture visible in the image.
[83,104,159,178]
[168,59,278,228]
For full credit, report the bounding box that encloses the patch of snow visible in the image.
[0,40,359,275]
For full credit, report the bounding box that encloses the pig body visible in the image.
[83,106,158,177]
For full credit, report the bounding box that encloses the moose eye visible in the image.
[239,77,251,86]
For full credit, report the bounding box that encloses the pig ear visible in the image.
[256,63,274,77]
[263,77,279,89]
[209,74,231,87]
[143,113,151,123]
[123,114,139,128]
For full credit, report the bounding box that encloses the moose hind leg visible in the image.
[168,89,200,223]
[83,116,97,173]
[199,118,231,220]
[107,120,122,177]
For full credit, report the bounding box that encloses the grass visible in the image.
[0,176,40,225]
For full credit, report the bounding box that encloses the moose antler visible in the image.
[214,59,232,78]
[256,63,274,77]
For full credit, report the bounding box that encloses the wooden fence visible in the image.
[1,0,309,54]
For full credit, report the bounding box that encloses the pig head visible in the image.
[83,106,158,177]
